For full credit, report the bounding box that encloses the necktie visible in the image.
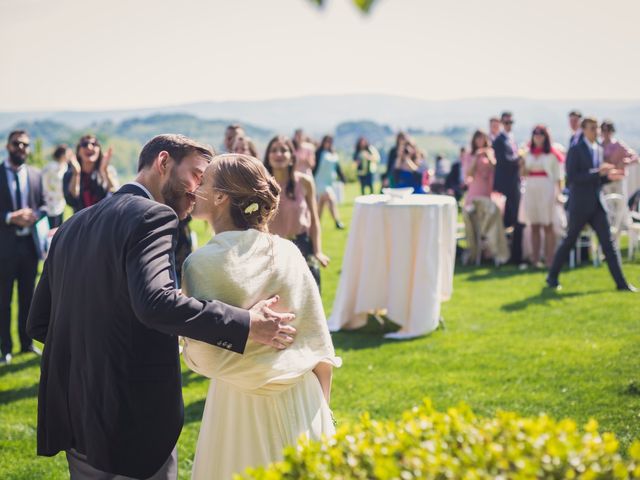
[13,169,23,210]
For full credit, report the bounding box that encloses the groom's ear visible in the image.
[156,151,171,175]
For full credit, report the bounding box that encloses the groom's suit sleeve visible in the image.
[27,250,53,343]
[126,203,250,354]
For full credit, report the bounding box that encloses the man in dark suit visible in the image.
[0,130,45,365]
[27,134,297,479]
[444,149,465,202]
[546,117,635,292]
[492,111,524,264]
[568,110,583,149]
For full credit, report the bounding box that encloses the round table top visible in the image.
[354,194,457,207]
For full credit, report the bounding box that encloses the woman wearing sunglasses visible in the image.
[63,134,119,213]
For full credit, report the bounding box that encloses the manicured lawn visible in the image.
[1,183,639,479]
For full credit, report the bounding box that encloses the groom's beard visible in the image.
[162,174,193,221]
[9,151,27,167]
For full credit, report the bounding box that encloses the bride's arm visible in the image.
[313,361,333,404]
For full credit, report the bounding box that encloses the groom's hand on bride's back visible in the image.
[248,295,296,350]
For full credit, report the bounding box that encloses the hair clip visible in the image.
[244,202,259,214]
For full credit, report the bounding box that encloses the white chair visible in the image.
[603,193,629,248]
[628,201,640,259]
[569,227,597,268]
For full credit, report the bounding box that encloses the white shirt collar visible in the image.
[129,181,155,201]
[4,160,26,174]
[582,137,598,150]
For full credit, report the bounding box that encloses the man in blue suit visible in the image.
[546,117,635,291]
[0,130,45,365]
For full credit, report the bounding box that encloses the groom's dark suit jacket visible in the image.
[27,184,250,478]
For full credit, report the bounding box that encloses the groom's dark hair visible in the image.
[138,134,214,172]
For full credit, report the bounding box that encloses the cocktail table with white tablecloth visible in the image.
[625,162,640,199]
[328,194,457,338]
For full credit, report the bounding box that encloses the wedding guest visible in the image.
[444,147,466,201]
[568,110,583,148]
[313,135,346,229]
[547,117,635,292]
[42,144,70,228]
[293,129,316,176]
[462,130,509,264]
[63,135,118,213]
[430,154,450,194]
[493,111,524,264]
[382,131,407,188]
[464,130,496,207]
[265,136,329,290]
[232,135,259,158]
[489,117,501,141]
[394,140,427,194]
[0,130,45,365]
[601,120,638,196]
[521,125,562,268]
[223,124,245,152]
[353,137,379,195]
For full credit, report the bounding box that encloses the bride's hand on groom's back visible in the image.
[248,295,296,350]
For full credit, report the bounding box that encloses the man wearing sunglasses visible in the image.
[0,130,45,365]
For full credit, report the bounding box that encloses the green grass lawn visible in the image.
[1,183,639,479]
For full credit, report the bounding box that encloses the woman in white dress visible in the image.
[182,153,341,480]
[521,125,562,268]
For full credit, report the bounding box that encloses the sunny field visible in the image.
[1,183,639,479]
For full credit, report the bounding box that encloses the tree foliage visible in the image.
[310,0,377,14]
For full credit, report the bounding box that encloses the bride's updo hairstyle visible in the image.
[210,154,281,232]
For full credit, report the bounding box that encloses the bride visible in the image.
[181,153,341,480]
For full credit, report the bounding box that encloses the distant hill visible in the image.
[109,113,274,150]
[4,96,639,177]
[1,114,463,178]
[3,94,640,148]
[334,120,394,151]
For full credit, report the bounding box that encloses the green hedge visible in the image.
[238,399,640,479]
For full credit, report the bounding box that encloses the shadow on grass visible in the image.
[501,288,607,312]
[464,265,555,282]
[181,369,207,387]
[0,355,40,379]
[331,331,427,351]
[184,398,206,424]
[0,383,38,404]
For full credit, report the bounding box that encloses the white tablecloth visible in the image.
[328,194,457,338]
[625,163,640,198]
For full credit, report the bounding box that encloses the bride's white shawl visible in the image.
[181,229,341,396]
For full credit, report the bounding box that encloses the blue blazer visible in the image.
[492,132,520,194]
[0,163,45,259]
[565,140,609,216]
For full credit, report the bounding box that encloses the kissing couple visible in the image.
[27,134,341,479]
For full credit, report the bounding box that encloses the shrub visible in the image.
[238,399,640,479]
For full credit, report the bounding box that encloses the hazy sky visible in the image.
[1,0,639,111]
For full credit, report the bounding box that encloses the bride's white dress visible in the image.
[181,229,341,480]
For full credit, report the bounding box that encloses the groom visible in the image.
[27,134,296,479]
